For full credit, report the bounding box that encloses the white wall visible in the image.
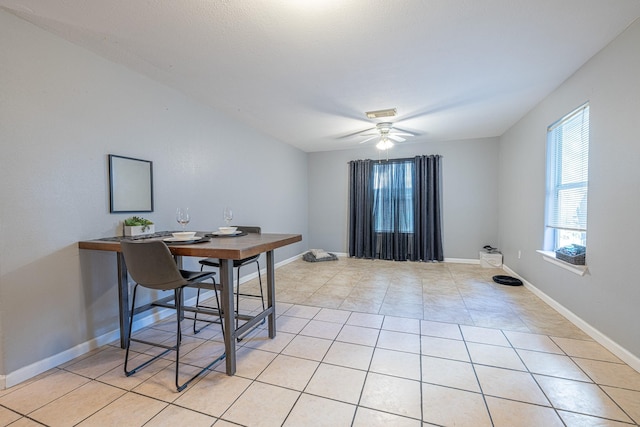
[0,10,308,381]
[498,19,640,361]
[308,137,500,258]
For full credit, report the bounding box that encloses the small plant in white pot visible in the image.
[123,216,155,237]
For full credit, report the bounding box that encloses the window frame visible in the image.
[372,160,415,234]
[543,102,590,254]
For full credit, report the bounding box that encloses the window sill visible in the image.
[537,250,588,276]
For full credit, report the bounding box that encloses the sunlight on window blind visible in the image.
[372,161,414,233]
[545,103,589,248]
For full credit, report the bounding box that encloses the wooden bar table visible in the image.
[79,231,302,375]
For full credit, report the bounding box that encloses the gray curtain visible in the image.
[413,155,444,261]
[348,155,443,261]
[348,159,373,258]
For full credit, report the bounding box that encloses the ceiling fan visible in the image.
[359,122,416,149]
[338,108,418,149]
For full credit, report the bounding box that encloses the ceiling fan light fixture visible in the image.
[376,137,394,150]
[365,108,397,119]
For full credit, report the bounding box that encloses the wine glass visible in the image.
[223,206,233,226]
[176,207,190,231]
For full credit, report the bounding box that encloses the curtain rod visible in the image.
[347,154,442,164]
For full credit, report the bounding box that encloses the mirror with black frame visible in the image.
[108,154,154,213]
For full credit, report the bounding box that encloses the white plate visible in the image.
[164,237,198,242]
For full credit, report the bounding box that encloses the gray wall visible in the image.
[5,4,639,384]
[498,20,640,359]
[0,10,308,379]
[308,138,500,259]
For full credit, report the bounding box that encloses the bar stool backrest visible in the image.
[235,226,261,234]
[121,240,187,290]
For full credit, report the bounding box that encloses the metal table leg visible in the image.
[220,258,236,375]
[116,252,130,349]
[266,250,276,338]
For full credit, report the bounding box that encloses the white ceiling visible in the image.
[3,1,640,152]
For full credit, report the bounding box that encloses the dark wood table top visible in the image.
[78,232,302,260]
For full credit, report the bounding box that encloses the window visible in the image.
[372,161,414,233]
[348,155,443,261]
[544,103,589,251]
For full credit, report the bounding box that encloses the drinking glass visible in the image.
[176,207,190,231]
[223,207,233,225]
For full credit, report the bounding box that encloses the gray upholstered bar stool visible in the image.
[120,239,223,392]
[196,226,264,332]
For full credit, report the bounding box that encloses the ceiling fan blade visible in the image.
[388,134,406,142]
[390,126,417,136]
[337,127,376,139]
[359,135,379,144]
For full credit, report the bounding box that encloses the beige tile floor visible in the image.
[1,258,640,426]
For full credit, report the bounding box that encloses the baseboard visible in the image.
[236,252,302,284]
[1,253,506,389]
[2,255,306,389]
[3,328,121,388]
[445,257,480,264]
[317,253,480,265]
[503,264,640,373]
[2,290,216,389]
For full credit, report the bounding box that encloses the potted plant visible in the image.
[123,216,155,237]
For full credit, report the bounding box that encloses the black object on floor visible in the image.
[493,275,523,286]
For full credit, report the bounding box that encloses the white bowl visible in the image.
[172,231,197,240]
[218,226,237,235]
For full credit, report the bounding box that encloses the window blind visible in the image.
[372,160,414,233]
[545,103,589,237]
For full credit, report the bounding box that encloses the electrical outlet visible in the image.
[518,250,522,259]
